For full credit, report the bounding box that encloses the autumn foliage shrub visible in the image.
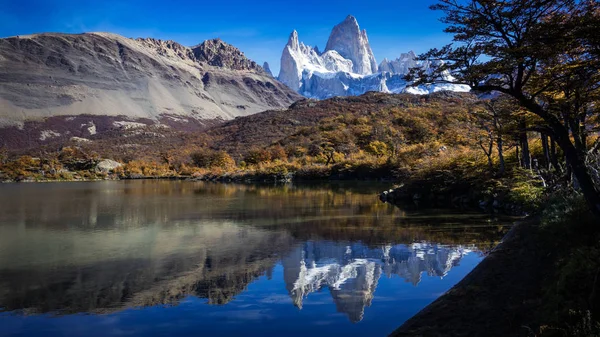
[286,146,308,158]
[58,146,98,170]
[0,156,40,180]
[365,141,390,157]
[117,161,173,178]
[191,149,236,170]
[268,145,287,161]
[244,147,272,165]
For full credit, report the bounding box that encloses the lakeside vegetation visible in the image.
[0,92,566,216]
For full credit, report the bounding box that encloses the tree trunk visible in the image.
[549,136,561,173]
[541,133,551,170]
[515,142,520,168]
[562,141,600,217]
[479,131,494,172]
[519,120,531,169]
[513,95,600,219]
[325,151,336,165]
[548,123,600,218]
[497,134,505,176]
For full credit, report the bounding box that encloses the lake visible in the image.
[0,180,510,336]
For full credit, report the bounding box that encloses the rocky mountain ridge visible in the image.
[0,32,300,146]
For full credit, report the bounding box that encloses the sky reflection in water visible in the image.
[0,181,509,336]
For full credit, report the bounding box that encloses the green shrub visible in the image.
[365,141,390,157]
[507,180,545,207]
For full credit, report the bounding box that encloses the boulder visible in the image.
[95,159,122,173]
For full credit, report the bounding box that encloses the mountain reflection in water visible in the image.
[0,181,510,336]
[283,241,474,322]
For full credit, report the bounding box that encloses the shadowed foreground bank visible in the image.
[391,218,549,337]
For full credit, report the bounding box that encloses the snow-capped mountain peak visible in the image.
[379,50,420,75]
[324,15,377,75]
[278,16,471,99]
[287,30,300,50]
[279,29,356,92]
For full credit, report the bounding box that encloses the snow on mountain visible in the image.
[278,16,471,99]
[379,51,419,75]
[321,50,354,73]
[324,15,378,75]
[279,30,323,91]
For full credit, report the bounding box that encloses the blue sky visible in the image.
[0,0,452,74]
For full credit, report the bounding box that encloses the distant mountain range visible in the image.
[277,15,470,99]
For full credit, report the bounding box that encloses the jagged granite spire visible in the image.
[287,30,300,51]
[324,15,377,75]
[263,62,273,77]
[278,30,303,91]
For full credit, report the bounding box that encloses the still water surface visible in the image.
[0,181,510,336]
